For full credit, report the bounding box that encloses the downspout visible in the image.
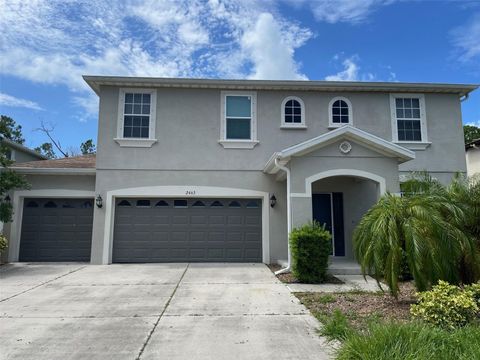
[274,157,292,275]
[460,93,469,102]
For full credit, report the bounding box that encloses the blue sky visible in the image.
[0,0,479,151]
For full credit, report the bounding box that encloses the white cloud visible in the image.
[0,92,43,111]
[0,0,312,119]
[465,120,480,127]
[325,55,397,82]
[242,13,310,80]
[451,13,480,62]
[325,57,360,81]
[289,0,395,24]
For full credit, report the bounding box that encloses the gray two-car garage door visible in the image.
[19,198,94,262]
[112,198,263,263]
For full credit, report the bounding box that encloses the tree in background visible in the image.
[34,143,56,159]
[34,121,96,159]
[464,125,480,144]
[0,117,29,228]
[0,115,25,145]
[80,139,96,155]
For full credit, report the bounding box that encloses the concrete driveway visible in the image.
[0,263,331,359]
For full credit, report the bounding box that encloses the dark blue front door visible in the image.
[312,193,345,256]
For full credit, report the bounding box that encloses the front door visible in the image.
[312,193,345,256]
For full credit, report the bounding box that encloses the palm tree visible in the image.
[353,172,480,297]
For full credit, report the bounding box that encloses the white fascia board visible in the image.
[279,125,415,162]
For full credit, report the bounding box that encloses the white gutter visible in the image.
[10,168,96,175]
[274,157,292,275]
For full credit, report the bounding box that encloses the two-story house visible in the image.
[6,77,477,269]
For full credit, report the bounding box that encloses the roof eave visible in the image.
[10,168,96,175]
[83,75,478,96]
[0,138,48,160]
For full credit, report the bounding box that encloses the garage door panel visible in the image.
[19,198,93,262]
[112,198,262,263]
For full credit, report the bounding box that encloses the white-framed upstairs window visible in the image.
[328,97,353,128]
[219,91,258,149]
[390,93,430,150]
[281,96,306,128]
[115,88,157,148]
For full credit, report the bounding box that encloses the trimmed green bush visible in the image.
[290,222,331,283]
[411,281,479,329]
[0,234,7,254]
[336,322,480,360]
[464,282,480,308]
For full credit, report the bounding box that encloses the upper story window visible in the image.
[219,91,258,149]
[123,93,151,138]
[115,88,157,148]
[390,94,428,147]
[329,97,352,128]
[281,96,305,128]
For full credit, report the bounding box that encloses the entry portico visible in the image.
[264,125,415,261]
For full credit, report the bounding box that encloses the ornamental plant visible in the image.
[0,234,7,254]
[290,222,332,283]
[411,281,479,329]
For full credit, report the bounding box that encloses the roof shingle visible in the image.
[11,154,96,169]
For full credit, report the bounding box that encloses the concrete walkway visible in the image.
[0,263,331,360]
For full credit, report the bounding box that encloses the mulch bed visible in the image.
[296,282,417,329]
[267,264,344,284]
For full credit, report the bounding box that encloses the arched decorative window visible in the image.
[82,200,93,208]
[211,201,224,207]
[136,199,151,207]
[281,96,305,128]
[228,201,241,208]
[155,200,169,207]
[44,201,57,208]
[26,201,39,208]
[118,200,132,207]
[246,200,259,208]
[329,97,352,127]
[62,202,75,208]
[192,201,206,207]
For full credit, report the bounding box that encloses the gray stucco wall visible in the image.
[96,86,466,180]
[10,148,44,164]
[288,140,400,257]
[91,169,287,264]
[91,85,464,263]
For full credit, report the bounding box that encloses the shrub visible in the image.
[337,322,480,360]
[0,234,7,254]
[464,282,480,308]
[318,309,353,341]
[290,222,331,283]
[354,173,480,297]
[411,281,479,329]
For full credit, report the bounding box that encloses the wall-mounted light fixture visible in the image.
[95,195,103,208]
[269,194,277,208]
[4,195,11,203]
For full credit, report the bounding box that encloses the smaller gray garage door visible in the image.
[113,198,262,263]
[19,198,94,262]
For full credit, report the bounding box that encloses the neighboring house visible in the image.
[466,138,480,176]
[0,137,46,238]
[4,77,477,268]
[0,137,47,163]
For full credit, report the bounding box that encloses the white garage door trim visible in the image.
[103,186,270,264]
[9,189,95,262]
